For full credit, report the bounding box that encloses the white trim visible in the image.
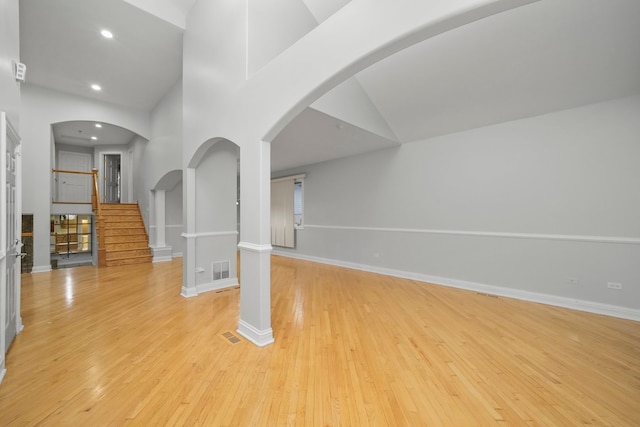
[31,265,53,274]
[197,277,238,294]
[181,286,198,298]
[303,224,640,245]
[181,278,238,298]
[271,173,306,183]
[181,230,238,239]
[237,241,273,253]
[0,365,5,385]
[237,319,275,347]
[272,251,640,322]
[166,224,183,228]
[172,252,183,258]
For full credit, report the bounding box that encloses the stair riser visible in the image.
[106,256,152,267]
[104,216,143,222]
[104,228,147,236]
[106,242,149,250]
[104,235,148,243]
[106,249,152,260]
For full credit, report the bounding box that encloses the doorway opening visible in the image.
[103,154,121,203]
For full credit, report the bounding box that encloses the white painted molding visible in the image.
[197,278,239,294]
[31,265,53,274]
[303,224,640,245]
[151,224,183,229]
[151,245,173,263]
[0,366,5,385]
[237,242,273,253]
[181,230,238,239]
[272,250,640,322]
[180,286,198,298]
[271,173,306,183]
[181,278,238,298]
[237,320,275,347]
[172,252,183,258]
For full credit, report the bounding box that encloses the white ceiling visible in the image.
[18,0,640,168]
[53,121,137,147]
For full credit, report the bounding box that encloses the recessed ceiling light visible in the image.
[95,123,102,128]
[101,29,113,39]
[91,136,97,140]
[91,84,101,91]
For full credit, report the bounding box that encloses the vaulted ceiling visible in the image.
[19,0,640,171]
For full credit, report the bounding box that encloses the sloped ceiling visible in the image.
[272,0,640,170]
[18,0,640,167]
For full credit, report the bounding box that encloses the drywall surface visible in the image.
[275,95,640,313]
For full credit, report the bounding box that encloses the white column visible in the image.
[151,189,172,262]
[181,167,198,297]
[156,190,166,247]
[237,140,274,346]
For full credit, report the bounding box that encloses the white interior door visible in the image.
[58,151,91,202]
[1,112,22,380]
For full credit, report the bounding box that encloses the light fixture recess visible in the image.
[101,29,113,39]
[91,84,102,91]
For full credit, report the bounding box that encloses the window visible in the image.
[271,174,305,248]
[294,178,304,228]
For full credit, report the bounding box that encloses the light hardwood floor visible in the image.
[1,256,639,425]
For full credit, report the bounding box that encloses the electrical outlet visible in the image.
[607,282,622,290]
[567,277,579,285]
[196,267,205,273]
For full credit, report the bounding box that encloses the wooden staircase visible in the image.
[98,203,152,267]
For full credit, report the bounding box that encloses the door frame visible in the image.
[1,112,23,384]
[98,151,124,203]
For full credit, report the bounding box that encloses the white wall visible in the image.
[148,80,182,190]
[21,85,150,271]
[165,181,183,256]
[274,95,640,317]
[0,0,20,127]
[247,0,317,78]
[194,140,238,287]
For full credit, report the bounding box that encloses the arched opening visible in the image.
[49,120,148,269]
[182,138,240,297]
[150,169,183,262]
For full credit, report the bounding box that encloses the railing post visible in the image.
[92,168,107,267]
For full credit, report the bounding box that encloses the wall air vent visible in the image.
[212,260,230,281]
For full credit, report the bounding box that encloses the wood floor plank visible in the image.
[0,256,639,425]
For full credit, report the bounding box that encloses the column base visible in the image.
[237,319,274,347]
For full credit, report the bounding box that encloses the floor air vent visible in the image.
[212,260,230,281]
[222,331,241,344]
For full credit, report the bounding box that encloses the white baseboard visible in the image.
[237,319,274,347]
[31,265,52,274]
[272,250,640,322]
[197,277,238,294]
[180,286,198,298]
[172,252,183,258]
[0,367,5,385]
[181,277,238,298]
[151,245,173,263]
